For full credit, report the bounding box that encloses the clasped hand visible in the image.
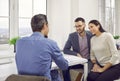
[91,64,104,73]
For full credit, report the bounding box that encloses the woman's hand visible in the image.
[91,62,112,73]
[91,64,104,72]
[96,68,105,72]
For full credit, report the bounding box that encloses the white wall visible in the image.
[78,0,99,29]
[47,0,71,49]
[47,0,99,49]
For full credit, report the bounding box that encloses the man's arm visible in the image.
[50,41,68,70]
[63,35,78,55]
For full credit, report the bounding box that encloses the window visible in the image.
[0,0,9,44]
[19,0,46,37]
[99,0,115,34]
[105,0,115,34]
[0,0,46,45]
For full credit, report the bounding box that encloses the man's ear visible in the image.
[42,24,46,30]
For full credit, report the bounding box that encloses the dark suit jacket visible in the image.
[63,31,92,59]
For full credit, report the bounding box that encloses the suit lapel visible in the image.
[74,32,80,53]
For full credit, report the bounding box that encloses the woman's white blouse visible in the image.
[90,32,120,66]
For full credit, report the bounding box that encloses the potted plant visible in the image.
[113,35,120,40]
[113,35,120,50]
[113,35,120,43]
[9,37,20,52]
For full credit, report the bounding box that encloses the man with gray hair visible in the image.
[15,14,68,81]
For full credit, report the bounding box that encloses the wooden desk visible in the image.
[52,54,88,81]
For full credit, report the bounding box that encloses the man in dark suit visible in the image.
[62,17,93,81]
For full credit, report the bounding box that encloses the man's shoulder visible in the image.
[85,30,92,34]
[19,35,56,43]
[85,31,93,37]
[69,32,77,36]
[45,39,59,50]
[46,38,56,44]
[18,37,29,41]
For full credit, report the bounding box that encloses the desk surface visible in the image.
[51,54,88,70]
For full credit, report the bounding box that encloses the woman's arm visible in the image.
[101,62,112,72]
[106,33,120,65]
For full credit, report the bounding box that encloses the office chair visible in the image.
[5,74,50,81]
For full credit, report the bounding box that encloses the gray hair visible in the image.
[31,14,48,32]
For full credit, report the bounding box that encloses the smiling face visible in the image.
[75,21,85,34]
[88,23,100,35]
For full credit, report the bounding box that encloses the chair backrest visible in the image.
[5,74,50,81]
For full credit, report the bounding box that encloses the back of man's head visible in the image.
[74,17,85,23]
[31,14,48,32]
